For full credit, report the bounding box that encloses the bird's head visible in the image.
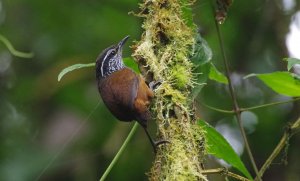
[96,35,129,79]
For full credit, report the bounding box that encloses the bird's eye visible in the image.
[111,50,116,55]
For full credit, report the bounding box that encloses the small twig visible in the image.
[99,122,139,181]
[255,117,300,180]
[214,16,260,180]
[201,102,235,114]
[202,168,250,181]
[240,97,300,112]
[201,97,300,114]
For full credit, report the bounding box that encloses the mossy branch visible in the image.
[132,0,206,180]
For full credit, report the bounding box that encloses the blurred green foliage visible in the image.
[199,120,252,179]
[0,0,300,180]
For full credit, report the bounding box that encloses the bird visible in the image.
[95,35,165,153]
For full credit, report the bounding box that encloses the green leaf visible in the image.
[181,5,194,28]
[209,63,228,84]
[192,63,209,99]
[245,71,300,97]
[57,63,95,82]
[190,33,212,98]
[191,33,212,66]
[57,57,139,82]
[198,120,252,179]
[123,57,140,73]
[283,58,300,71]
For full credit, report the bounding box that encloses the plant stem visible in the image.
[255,117,300,180]
[202,97,300,114]
[201,102,235,114]
[202,168,251,181]
[214,17,261,180]
[240,97,300,112]
[99,122,139,181]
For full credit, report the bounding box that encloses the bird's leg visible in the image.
[142,127,169,154]
[145,80,168,153]
[143,127,157,153]
[149,80,162,91]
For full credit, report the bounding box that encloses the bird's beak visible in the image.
[118,35,130,52]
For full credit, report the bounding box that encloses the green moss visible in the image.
[132,0,206,180]
[171,65,190,90]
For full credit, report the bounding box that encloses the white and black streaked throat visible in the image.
[100,47,125,78]
[96,36,129,79]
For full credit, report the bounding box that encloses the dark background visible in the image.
[0,0,299,180]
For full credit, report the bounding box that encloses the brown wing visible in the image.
[98,68,139,122]
[133,75,154,128]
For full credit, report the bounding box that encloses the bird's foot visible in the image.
[142,126,169,154]
[149,80,162,91]
[152,139,170,154]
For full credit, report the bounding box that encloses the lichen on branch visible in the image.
[132,0,207,180]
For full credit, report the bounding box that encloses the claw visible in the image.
[142,127,170,154]
[149,80,162,91]
[155,140,170,147]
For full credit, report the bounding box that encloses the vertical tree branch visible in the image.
[214,16,261,180]
[133,0,206,180]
